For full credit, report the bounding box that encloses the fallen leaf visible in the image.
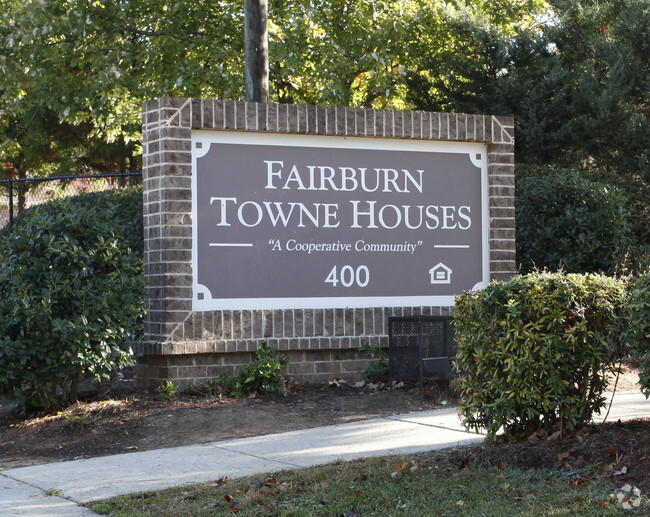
[571,456,586,470]
[455,500,464,507]
[287,379,302,389]
[459,455,473,470]
[558,452,570,462]
[329,378,348,388]
[547,430,562,441]
[599,463,614,476]
[569,477,587,488]
[613,465,628,476]
[394,462,409,472]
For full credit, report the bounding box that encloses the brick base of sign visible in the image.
[131,305,451,389]
[133,346,383,390]
[138,97,516,390]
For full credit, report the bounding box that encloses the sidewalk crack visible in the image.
[210,446,303,469]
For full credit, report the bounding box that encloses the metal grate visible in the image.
[388,315,457,383]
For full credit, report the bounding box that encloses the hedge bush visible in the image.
[1,186,144,256]
[516,169,632,274]
[624,271,650,397]
[0,199,145,409]
[454,272,626,439]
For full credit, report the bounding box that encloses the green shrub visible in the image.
[155,381,178,400]
[185,373,232,398]
[453,272,626,439]
[516,169,632,273]
[0,199,145,409]
[623,271,650,397]
[1,186,144,256]
[360,341,389,383]
[232,344,289,397]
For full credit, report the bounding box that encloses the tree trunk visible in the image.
[244,0,269,102]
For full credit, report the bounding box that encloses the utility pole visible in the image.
[244,0,269,102]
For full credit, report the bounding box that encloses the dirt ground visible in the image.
[0,376,451,470]
[0,361,647,493]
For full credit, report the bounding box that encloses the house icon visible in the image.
[429,263,452,284]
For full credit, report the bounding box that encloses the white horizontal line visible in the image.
[434,245,470,249]
[209,243,253,247]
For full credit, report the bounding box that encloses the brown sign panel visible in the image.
[192,131,488,310]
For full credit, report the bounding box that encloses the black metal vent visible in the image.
[388,315,457,383]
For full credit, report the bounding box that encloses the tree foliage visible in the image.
[409,0,650,180]
[516,168,633,274]
[407,0,650,248]
[3,0,650,252]
[0,0,550,177]
[1,0,244,177]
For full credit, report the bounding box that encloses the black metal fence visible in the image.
[0,172,142,231]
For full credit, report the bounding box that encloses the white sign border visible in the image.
[191,130,489,311]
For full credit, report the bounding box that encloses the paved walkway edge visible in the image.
[1,391,647,516]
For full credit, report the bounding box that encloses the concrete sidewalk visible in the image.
[1,391,648,516]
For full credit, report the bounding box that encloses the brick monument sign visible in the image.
[133,98,515,388]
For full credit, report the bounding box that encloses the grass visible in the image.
[88,446,648,516]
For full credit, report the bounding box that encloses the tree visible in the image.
[516,0,650,247]
[406,0,650,247]
[1,0,552,178]
[1,0,244,177]
[516,169,632,273]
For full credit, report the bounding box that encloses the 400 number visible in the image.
[325,265,370,288]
